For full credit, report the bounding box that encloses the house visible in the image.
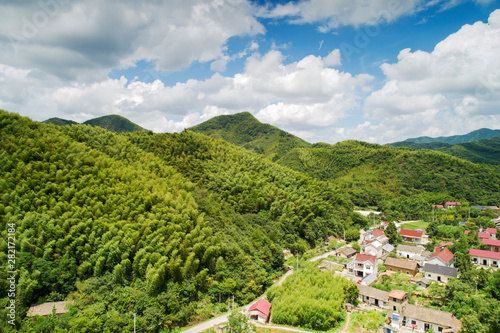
[347,253,377,278]
[27,301,73,318]
[247,299,271,323]
[385,304,461,333]
[486,227,497,239]
[318,260,343,272]
[384,257,419,277]
[482,238,500,252]
[478,232,491,239]
[388,290,409,312]
[469,249,500,268]
[399,229,424,244]
[364,240,383,258]
[382,243,395,255]
[424,264,458,283]
[471,205,485,211]
[360,274,378,286]
[325,235,337,246]
[357,284,389,308]
[445,202,461,209]
[411,277,431,289]
[396,244,425,260]
[432,204,445,210]
[336,246,357,259]
[426,247,455,267]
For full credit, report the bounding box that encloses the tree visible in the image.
[384,221,401,245]
[228,310,254,333]
[345,228,360,243]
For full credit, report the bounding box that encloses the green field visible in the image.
[401,221,429,230]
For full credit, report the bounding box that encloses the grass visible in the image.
[348,310,386,333]
[402,221,429,230]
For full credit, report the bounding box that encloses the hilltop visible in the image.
[189,112,311,160]
[390,128,500,145]
[43,114,145,133]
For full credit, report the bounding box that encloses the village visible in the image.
[24,203,500,333]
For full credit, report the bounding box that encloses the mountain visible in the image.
[276,140,500,218]
[189,112,311,159]
[388,135,500,165]
[83,114,145,133]
[391,128,500,145]
[43,117,79,126]
[0,109,352,331]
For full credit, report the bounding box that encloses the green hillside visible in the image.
[189,112,311,159]
[391,128,500,145]
[276,140,500,219]
[43,117,79,126]
[83,114,145,133]
[0,110,353,331]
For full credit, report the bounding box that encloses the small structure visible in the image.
[486,227,497,239]
[482,238,500,252]
[384,257,419,277]
[364,239,383,258]
[411,277,430,289]
[214,325,227,333]
[360,273,377,286]
[399,229,424,244]
[427,247,455,267]
[469,249,500,268]
[424,264,458,283]
[347,253,377,278]
[388,290,409,312]
[365,229,385,241]
[27,301,73,318]
[397,244,425,259]
[247,299,271,323]
[336,246,357,259]
[357,284,389,308]
[432,204,445,210]
[385,304,461,333]
[444,202,461,209]
[382,243,395,255]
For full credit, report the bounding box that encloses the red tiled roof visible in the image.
[433,205,444,208]
[469,249,500,260]
[372,229,385,237]
[464,230,471,235]
[355,253,377,264]
[439,242,454,247]
[429,247,454,264]
[483,238,500,247]
[486,228,497,234]
[248,299,271,319]
[478,232,490,239]
[399,229,423,238]
[328,236,336,241]
[446,202,461,206]
[389,290,408,300]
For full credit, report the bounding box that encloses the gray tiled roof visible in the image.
[423,263,458,277]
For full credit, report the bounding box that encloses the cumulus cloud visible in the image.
[0,0,264,82]
[362,9,500,143]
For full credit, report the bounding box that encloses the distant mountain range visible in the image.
[389,128,500,145]
[43,114,145,133]
[189,112,311,160]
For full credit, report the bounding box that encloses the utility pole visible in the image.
[134,313,136,333]
[296,253,299,271]
[432,206,434,223]
[232,295,235,310]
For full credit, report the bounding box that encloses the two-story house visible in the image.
[426,247,454,267]
[384,257,419,277]
[347,253,377,278]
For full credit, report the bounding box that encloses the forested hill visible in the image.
[390,128,500,145]
[189,112,311,160]
[276,141,500,219]
[43,114,145,133]
[0,110,353,331]
[388,136,500,165]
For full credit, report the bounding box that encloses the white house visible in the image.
[396,244,425,260]
[469,249,500,268]
[385,304,461,333]
[347,253,377,278]
[357,285,389,309]
[426,247,455,267]
[423,264,458,284]
[364,240,383,258]
[247,299,271,323]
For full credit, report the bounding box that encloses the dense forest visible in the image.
[276,141,500,219]
[0,110,353,332]
[189,112,311,160]
[43,114,145,134]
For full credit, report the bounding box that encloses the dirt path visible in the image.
[338,311,352,333]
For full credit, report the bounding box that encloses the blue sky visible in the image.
[1,0,499,144]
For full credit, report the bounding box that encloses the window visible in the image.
[407,254,410,258]
[406,271,409,275]
[428,274,431,277]
[393,306,397,311]
[411,320,416,325]
[425,323,430,330]
[438,327,443,332]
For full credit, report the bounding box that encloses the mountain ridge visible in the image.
[43,114,145,133]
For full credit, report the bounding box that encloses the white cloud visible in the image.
[0,0,264,82]
[362,9,500,143]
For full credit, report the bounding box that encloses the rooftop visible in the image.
[423,263,458,277]
[27,301,73,317]
[399,229,423,238]
[355,253,377,264]
[357,284,389,301]
[403,304,459,328]
[486,227,497,234]
[482,238,500,246]
[248,299,271,319]
[388,290,408,300]
[396,244,424,254]
[469,249,500,260]
[478,232,491,239]
[428,247,454,264]
[384,257,418,271]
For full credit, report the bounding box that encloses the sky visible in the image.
[1,0,500,144]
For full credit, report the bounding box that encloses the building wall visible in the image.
[385,265,417,277]
[402,318,449,333]
[426,257,449,267]
[425,272,453,283]
[471,256,500,268]
[398,250,420,260]
[358,295,387,308]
